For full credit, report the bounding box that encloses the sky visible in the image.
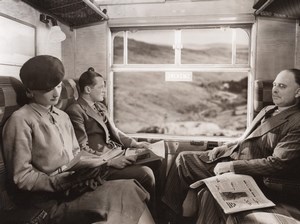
[125,27,249,47]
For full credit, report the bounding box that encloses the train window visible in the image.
[110,25,251,138]
[113,30,174,64]
[112,71,248,138]
[112,27,249,66]
[181,28,249,65]
[113,32,124,64]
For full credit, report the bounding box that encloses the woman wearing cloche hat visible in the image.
[2,55,154,224]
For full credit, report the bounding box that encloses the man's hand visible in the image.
[135,141,151,149]
[107,155,136,169]
[98,145,111,153]
[208,145,228,161]
[214,162,234,175]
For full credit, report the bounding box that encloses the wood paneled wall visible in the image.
[254,17,296,80]
[62,23,108,79]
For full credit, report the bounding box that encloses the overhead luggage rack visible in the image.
[21,0,108,27]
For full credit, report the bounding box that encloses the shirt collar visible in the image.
[81,97,96,108]
[277,104,297,113]
[29,103,58,117]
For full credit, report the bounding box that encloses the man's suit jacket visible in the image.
[66,97,138,152]
[199,105,300,179]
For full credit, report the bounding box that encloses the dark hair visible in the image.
[78,67,103,93]
[286,68,300,86]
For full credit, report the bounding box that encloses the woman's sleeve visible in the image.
[2,114,73,192]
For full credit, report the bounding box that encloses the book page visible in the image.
[191,173,275,214]
[63,148,124,172]
[149,140,165,158]
[125,140,165,164]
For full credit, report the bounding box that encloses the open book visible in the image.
[125,140,165,164]
[190,173,275,214]
[62,148,124,172]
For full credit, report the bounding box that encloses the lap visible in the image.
[195,187,227,224]
[176,151,216,181]
[106,164,154,181]
[50,179,149,224]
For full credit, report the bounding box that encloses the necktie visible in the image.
[261,106,278,123]
[93,103,107,122]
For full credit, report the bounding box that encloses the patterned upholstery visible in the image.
[0,77,28,127]
[254,80,274,115]
[227,203,300,224]
[0,77,28,211]
[55,79,79,111]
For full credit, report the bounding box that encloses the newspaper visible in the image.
[190,173,275,214]
[125,140,165,164]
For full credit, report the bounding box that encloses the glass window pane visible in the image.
[182,28,232,64]
[113,71,248,137]
[127,30,174,64]
[236,29,249,64]
[181,28,249,65]
[113,32,124,64]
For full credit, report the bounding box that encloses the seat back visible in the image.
[0,76,28,210]
[55,79,79,111]
[254,80,274,116]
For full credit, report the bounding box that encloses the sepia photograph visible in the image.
[0,0,300,223]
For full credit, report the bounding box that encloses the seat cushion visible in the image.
[227,203,300,224]
[0,149,15,210]
[254,80,274,115]
[0,76,27,210]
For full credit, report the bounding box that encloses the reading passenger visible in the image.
[2,55,154,224]
[162,69,300,223]
[66,68,157,216]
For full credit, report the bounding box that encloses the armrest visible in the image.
[0,208,48,224]
[263,177,300,197]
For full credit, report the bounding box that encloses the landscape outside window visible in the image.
[112,27,250,137]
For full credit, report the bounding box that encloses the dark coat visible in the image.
[199,105,300,178]
[66,97,137,152]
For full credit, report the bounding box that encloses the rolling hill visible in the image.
[113,37,248,137]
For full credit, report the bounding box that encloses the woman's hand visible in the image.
[107,155,137,169]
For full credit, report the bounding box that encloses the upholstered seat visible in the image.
[56,79,79,110]
[254,79,274,115]
[0,77,27,211]
[227,203,300,224]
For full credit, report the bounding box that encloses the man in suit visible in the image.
[162,68,300,223]
[66,68,157,217]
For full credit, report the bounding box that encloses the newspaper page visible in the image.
[125,140,165,164]
[191,173,275,214]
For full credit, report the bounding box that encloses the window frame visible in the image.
[107,15,256,141]
[0,13,36,79]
